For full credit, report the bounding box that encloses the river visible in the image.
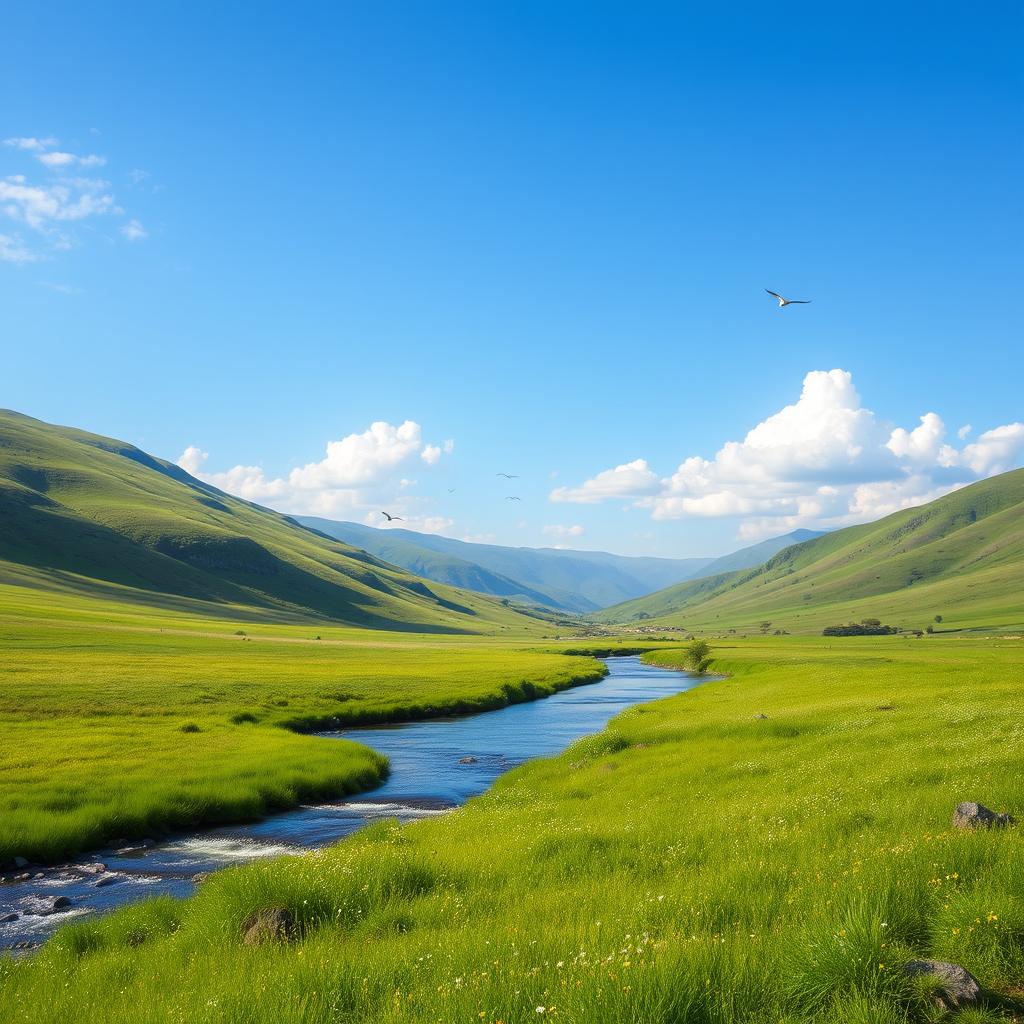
[1,655,699,950]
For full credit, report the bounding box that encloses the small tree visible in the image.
[934,615,943,623]
[861,618,882,628]
[684,638,714,675]
[759,621,772,634]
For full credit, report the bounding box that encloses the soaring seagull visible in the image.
[379,511,403,522]
[765,289,811,307]
[496,472,519,479]
[505,496,521,501]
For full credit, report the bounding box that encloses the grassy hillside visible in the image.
[596,470,1024,634]
[0,410,539,634]
[7,635,1024,1022]
[0,581,609,864]
[694,528,825,578]
[298,517,713,612]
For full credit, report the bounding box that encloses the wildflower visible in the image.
[536,1007,546,1015]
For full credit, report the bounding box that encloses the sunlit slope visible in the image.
[0,410,539,632]
[596,469,1024,632]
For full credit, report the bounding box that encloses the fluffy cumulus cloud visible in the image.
[1,135,143,260]
[551,369,1024,540]
[550,459,660,504]
[177,420,455,521]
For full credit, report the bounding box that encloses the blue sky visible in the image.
[2,2,1021,557]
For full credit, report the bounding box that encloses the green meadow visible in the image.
[0,583,608,865]
[4,634,1024,1022]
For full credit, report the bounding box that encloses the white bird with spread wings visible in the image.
[765,289,811,307]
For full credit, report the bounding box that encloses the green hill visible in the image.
[0,410,539,633]
[694,528,825,578]
[595,469,1024,633]
[297,517,713,612]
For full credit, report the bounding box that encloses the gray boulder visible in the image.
[952,802,1013,830]
[242,907,295,945]
[903,959,981,1009]
[0,912,19,923]
[39,895,73,915]
[457,756,478,764]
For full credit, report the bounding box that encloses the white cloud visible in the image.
[177,446,209,476]
[0,233,38,263]
[543,524,585,540]
[120,218,147,241]
[177,420,454,519]
[37,152,75,168]
[552,368,1024,537]
[1,135,140,258]
[550,458,659,504]
[4,137,58,151]
[957,423,1024,476]
[958,424,972,440]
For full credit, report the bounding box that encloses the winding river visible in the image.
[1,655,698,950]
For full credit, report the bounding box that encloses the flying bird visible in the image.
[496,473,518,479]
[447,488,456,493]
[765,289,811,307]
[505,496,521,501]
[379,511,403,522]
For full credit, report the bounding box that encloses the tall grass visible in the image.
[3,636,1023,1021]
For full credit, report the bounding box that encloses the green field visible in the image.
[4,635,1024,1022]
[595,470,1024,635]
[0,583,612,865]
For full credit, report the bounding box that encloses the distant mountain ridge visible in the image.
[296,520,824,613]
[296,518,714,612]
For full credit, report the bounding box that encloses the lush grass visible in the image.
[0,584,609,865]
[596,468,1024,635]
[4,635,1024,1023]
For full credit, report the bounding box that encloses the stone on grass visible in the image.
[952,802,1013,830]
[754,713,769,720]
[903,959,981,1010]
[242,907,295,945]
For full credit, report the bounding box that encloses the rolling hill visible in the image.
[693,528,824,578]
[0,410,542,633]
[595,469,1024,633]
[296,517,714,612]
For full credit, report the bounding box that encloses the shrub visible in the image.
[683,638,714,674]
